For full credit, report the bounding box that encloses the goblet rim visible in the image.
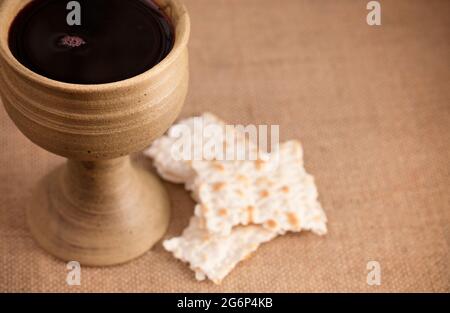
[0,0,190,93]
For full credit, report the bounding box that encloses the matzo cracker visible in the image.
[163,217,276,284]
[144,113,226,184]
[145,113,260,188]
[191,141,327,236]
[147,113,327,283]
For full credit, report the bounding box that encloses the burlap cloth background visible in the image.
[0,0,449,292]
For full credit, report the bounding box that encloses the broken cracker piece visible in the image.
[191,141,327,236]
[144,113,227,186]
[163,216,276,284]
[144,113,261,190]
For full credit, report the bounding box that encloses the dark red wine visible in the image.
[9,0,174,84]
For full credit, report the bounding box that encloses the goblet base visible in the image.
[26,157,170,266]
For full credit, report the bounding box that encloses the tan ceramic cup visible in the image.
[0,0,190,265]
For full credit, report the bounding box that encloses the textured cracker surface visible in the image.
[164,217,276,284]
[191,139,327,236]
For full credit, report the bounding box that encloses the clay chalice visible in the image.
[0,0,190,265]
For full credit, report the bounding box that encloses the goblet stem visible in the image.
[64,158,135,210]
[27,156,171,266]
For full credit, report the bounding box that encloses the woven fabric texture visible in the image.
[0,0,449,292]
